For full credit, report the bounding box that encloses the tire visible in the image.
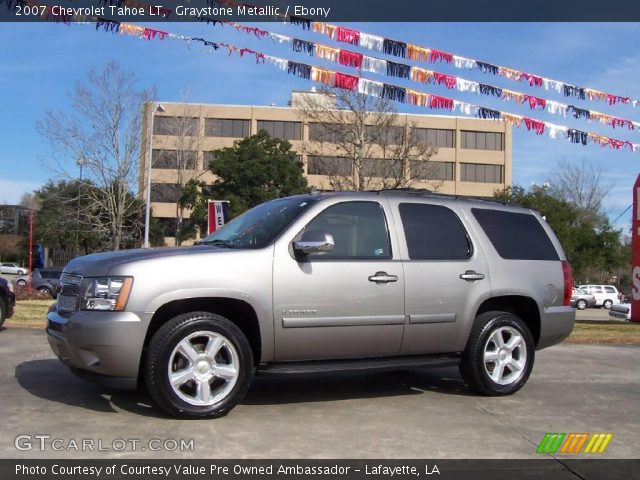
[18,270,25,275]
[460,311,535,396]
[144,311,254,419]
[0,298,6,328]
[603,300,613,309]
[37,286,52,297]
[16,279,26,287]
[576,299,587,310]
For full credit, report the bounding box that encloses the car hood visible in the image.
[63,245,231,277]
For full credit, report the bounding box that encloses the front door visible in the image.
[272,200,405,361]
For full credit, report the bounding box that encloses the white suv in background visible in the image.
[578,285,621,309]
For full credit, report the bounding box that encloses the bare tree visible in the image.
[38,62,154,250]
[296,88,440,191]
[150,98,204,245]
[546,158,614,216]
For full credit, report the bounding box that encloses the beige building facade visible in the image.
[140,94,512,244]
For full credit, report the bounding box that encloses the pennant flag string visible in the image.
[89,18,640,153]
[4,0,638,154]
[203,0,639,109]
[282,19,639,109]
[217,22,639,134]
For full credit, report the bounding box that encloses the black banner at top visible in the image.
[2,0,640,22]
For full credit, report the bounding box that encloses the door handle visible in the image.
[459,270,485,281]
[368,271,398,283]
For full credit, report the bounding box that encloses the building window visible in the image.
[399,203,471,260]
[205,118,250,138]
[461,131,504,151]
[414,128,455,148]
[364,125,405,145]
[150,184,181,203]
[152,150,197,169]
[410,161,454,181]
[153,116,199,136]
[308,123,341,143]
[461,163,503,183]
[307,156,353,176]
[155,217,177,237]
[362,158,403,178]
[257,120,302,140]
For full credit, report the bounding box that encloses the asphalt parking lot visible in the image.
[0,328,638,460]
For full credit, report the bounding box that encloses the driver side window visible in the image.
[299,201,391,259]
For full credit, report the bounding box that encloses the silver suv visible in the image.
[46,191,575,418]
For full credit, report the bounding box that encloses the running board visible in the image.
[257,354,460,375]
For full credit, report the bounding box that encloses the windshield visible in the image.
[200,197,316,249]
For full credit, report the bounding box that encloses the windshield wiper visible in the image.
[200,239,237,248]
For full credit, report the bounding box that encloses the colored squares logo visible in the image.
[537,433,613,454]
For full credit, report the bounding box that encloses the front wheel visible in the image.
[18,270,25,275]
[16,279,26,287]
[460,311,535,396]
[144,312,254,419]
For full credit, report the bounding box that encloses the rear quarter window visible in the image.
[471,208,559,261]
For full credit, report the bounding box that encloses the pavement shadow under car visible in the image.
[244,366,473,405]
[15,360,473,417]
[15,359,171,419]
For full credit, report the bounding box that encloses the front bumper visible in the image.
[538,305,576,349]
[46,305,149,385]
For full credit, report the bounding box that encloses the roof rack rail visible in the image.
[370,188,522,208]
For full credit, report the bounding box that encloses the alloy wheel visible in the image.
[483,326,527,385]
[168,331,240,406]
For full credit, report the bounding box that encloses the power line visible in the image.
[612,204,632,224]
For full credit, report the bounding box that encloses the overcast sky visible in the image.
[0,22,638,232]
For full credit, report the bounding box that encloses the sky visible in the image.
[0,21,638,233]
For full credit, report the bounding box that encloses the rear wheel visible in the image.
[37,286,52,297]
[603,300,613,309]
[17,270,25,275]
[576,299,587,310]
[16,279,26,287]
[145,312,254,419]
[460,311,534,396]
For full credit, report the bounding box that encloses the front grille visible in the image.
[58,274,83,313]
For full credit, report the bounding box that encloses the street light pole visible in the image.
[143,103,165,248]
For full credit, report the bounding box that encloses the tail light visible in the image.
[562,260,573,306]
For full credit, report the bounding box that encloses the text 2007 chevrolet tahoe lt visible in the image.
[47,191,575,418]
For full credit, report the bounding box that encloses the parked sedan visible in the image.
[0,263,28,275]
[570,288,596,310]
[609,303,631,321]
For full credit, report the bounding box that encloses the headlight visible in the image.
[80,277,133,311]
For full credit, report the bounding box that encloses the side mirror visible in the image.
[293,230,335,256]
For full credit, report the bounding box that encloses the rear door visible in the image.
[392,201,491,355]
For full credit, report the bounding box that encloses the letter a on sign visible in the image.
[632,174,640,323]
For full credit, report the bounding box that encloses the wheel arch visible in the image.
[474,295,541,346]
[140,297,263,381]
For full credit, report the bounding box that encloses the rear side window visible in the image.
[472,208,559,261]
[399,203,471,260]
